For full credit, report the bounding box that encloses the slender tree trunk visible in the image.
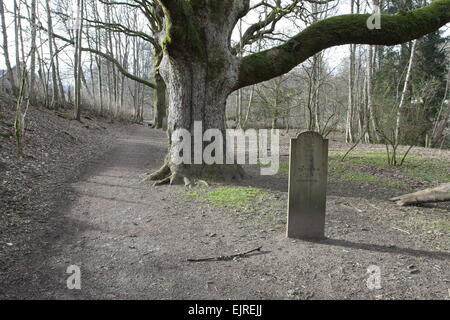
[345,0,356,143]
[139,83,145,121]
[37,30,49,107]
[431,95,449,147]
[74,0,84,121]
[272,112,279,130]
[395,40,417,145]
[14,0,20,83]
[242,85,255,129]
[97,59,104,114]
[110,31,118,115]
[53,37,65,104]
[29,0,37,101]
[131,36,139,120]
[0,0,17,95]
[80,68,92,98]
[92,0,103,114]
[235,19,244,129]
[46,0,59,110]
[313,54,322,132]
[346,44,355,143]
[367,43,379,142]
[95,51,104,114]
[431,71,449,147]
[118,38,127,114]
[306,70,314,131]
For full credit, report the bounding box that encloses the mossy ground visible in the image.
[260,151,449,188]
[184,185,285,225]
[54,111,75,120]
[0,119,14,138]
[0,130,11,138]
[185,186,264,211]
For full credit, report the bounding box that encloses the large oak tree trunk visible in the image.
[160,57,244,185]
[148,2,247,185]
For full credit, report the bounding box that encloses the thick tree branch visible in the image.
[236,0,450,90]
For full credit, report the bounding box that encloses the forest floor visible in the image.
[0,103,449,299]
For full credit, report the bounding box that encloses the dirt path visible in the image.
[1,125,448,299]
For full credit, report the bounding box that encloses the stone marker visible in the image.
[287,131,328,239]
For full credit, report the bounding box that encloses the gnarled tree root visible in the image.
[144,163,247,187]
[146,162,171,182]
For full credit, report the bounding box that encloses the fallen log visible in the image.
[390,183,450,206]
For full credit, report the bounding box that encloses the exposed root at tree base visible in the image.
[146,163,247,187]
[144,162,171,182]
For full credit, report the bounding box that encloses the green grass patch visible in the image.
[185,185,286,224]
[258,161,289,175]
[331,151,449,184]
[54,111,74,120]
[329,151,415,166]
[340,172,406,188]
[401,158,450,183]
[0,130,11,138]
[257,150,449,187]
[277,162,289,174]
[185,186,264,210]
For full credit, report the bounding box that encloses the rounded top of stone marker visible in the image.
[294,131,327,140]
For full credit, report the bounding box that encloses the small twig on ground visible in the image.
[340,202,363,213]
[187,247,262,262]
[350,204,363,213]
[392,227,410,235]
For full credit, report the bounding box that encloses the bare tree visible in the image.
[46,0,60,110]
[29,0,37,101]
[0,0,17,95]
[74,0,84,121]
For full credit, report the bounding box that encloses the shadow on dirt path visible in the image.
[1,125,448,300]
